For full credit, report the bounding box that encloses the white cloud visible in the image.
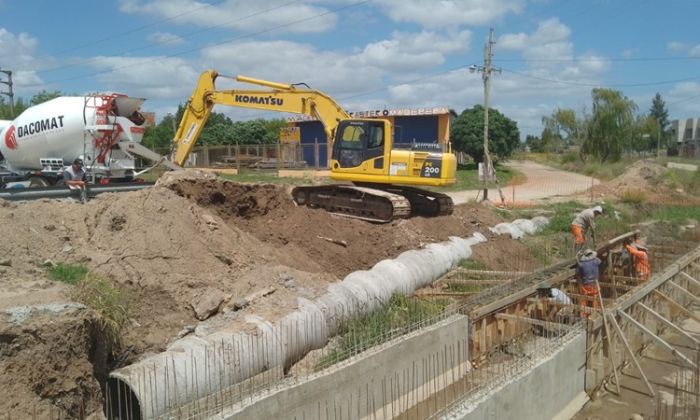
[498,18,572,65]
[119,0,337,34]
[621,48,638,59]
[374,0,523,28]
[0,28,43,89]
[689,44,700,58]
[146,31,184,47]
[667,41,687,53]
[200,40,384,95]
[88,56,199,99]
[359,30,471,71]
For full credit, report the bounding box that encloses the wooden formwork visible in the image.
[462,229,700,397]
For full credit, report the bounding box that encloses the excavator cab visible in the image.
[333,120,386,169]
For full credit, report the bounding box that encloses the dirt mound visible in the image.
[0,175,527,415]
[607,159,668,191]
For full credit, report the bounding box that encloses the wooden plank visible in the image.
[495,313,575,331]
[652,290,700,325]
[617,309,697,369]
[607,313,655,397]
[596,281,621,393]
[598,282,636,291]
[680,271,700,290]
[566,292,615,304]
[612,245,700,315]
[637,302,700,348]
[668,281,700,304]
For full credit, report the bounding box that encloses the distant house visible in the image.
[670,118,700,158]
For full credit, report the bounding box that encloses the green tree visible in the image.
[582,88,637,162]
[0,96,29,119]
[649,92,669,149]
[524,134,543,152]
[451,105,520,162]
[541,108,582,146]
[30,90,62,105]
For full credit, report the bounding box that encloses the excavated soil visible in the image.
[0,171,535,415]
[587,159,700,205]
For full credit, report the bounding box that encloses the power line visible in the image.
[24,0,368,88]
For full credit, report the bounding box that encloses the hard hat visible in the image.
[592,205,603,214]
[73,158,83,167]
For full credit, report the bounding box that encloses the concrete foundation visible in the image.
[221,314,470,420]
[445,332,587,420]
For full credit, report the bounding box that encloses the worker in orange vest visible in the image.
[624,241,650,282]
[571,206,603,253]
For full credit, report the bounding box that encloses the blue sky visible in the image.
[1,0,699,138]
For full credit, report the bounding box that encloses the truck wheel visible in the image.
[28,176,50,187]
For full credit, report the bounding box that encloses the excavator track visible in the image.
[354,184,454,218]
[291,185,411,223]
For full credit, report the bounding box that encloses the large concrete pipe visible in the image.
[107,218,546,418]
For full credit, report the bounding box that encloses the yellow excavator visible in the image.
[172,70,457,222]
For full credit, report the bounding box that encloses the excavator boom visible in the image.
[173,71,349,166]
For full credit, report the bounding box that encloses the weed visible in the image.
[652,206,700,226]
[316,294,448,369]
[619,188,647,204]
[71,273,131,346]
[48,263,89,285]
[458,259,486,270]
[445,282,482,293]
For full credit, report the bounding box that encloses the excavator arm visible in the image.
[172,70,350,166]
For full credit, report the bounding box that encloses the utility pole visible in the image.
[0,69,14,117]
[470,28,501,201]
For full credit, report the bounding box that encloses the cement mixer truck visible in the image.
[0,93,176,188]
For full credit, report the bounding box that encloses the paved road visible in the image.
[448,160,600,205]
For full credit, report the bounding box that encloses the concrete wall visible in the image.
[446,332,587,420]
[221,314,470,420]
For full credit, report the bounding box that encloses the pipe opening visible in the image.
[105,377,141,420]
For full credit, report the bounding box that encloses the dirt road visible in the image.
[448,160,600,205]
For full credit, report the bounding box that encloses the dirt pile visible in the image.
[589,159,700,205]
[0,172,538,414]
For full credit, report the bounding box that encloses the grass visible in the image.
[316,294,448,369]
[47,263,131,346]
[48,263,89,285]
[619,188,648,205]
[444,282,483,293]
[458,259,487,270]
[434,163,523,192]
[651,205,700,226]
[220,169,328,185]
[71,273,132,346]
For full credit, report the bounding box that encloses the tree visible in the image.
[451,105,520,162]
[541,108,582,146]
[649,92,669,149]
[524,134,543,152]
[30,90,62,105]
[581,88,637,162]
